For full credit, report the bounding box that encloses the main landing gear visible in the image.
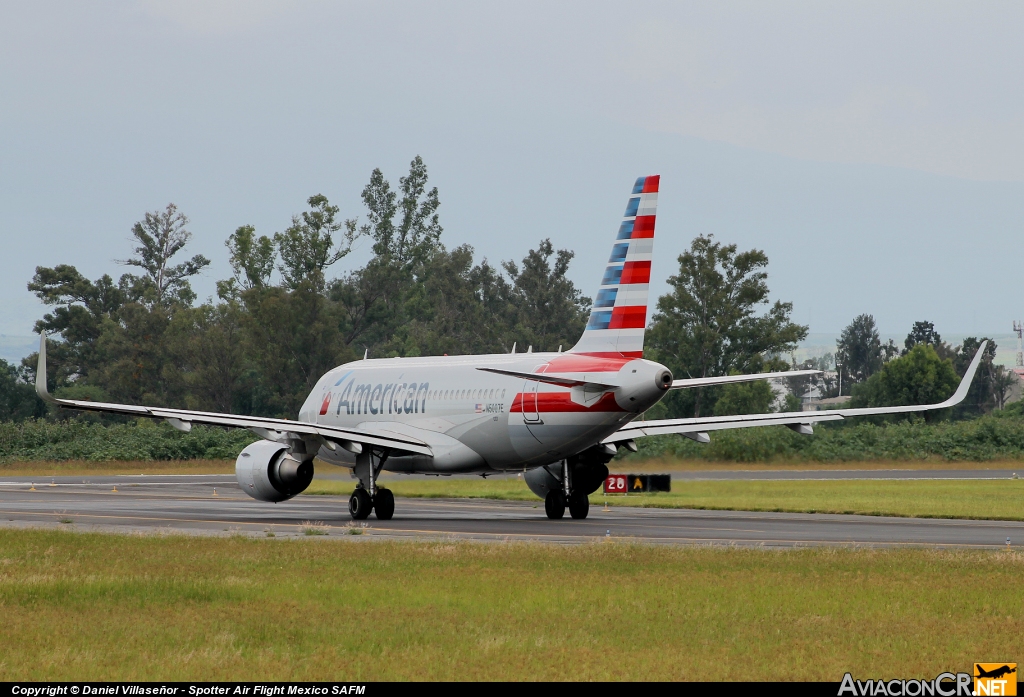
[543,460,590,520]
[350,448,394,521]
[349,487,394,521]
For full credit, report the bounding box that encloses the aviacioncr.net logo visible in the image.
[839,672,973,696]
[974,663,1017,696]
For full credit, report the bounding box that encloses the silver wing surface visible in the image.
[33,333,432,457]
[605,341,987,445]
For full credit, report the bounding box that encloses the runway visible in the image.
[0,474,1021,548]
[666,468,1023,480]
[314,467,1023,481]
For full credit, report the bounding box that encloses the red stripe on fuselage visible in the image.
[632,216,655,238]
[620,261,651,284]
[609,305,647,329]
[511,391,623,413]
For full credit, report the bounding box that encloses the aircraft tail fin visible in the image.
[568,175,658,358]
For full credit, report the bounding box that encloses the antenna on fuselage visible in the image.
[527,345,532,353]
[363,348,368,360]
[511,342,516,354]
[558,345,562,352]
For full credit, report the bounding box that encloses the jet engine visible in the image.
[524,444,613,499]
[236,439,314,503]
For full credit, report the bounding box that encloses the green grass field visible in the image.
[0,530,1020,681]
[307,476,1024,521]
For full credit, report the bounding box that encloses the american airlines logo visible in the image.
[327,379,430,416]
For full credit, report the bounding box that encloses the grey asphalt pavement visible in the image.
[310,468,1023,482]
[666,469,1022,480]
[0,474,1020,548]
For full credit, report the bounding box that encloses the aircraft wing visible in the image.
[33,333,432,457]
[671,369,821,389]
[605,341,987,444]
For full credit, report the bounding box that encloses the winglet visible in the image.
[36,331,56,403]
[830,339,989,418]
[938,339,987,408]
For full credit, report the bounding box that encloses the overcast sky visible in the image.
[2,1,1023,345]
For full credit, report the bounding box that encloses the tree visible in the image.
[360,155,443,268]
[384,245,511,357]
[26,265,125,387]
[329,157,447,355]
[835,314,894,392]
[785,353,837,404]
[0,359,45,420]
[275,195,356,292]
[647,235,807,417]
[953,337,998,415]
[714,379,776,416]
[164,303,250,413]
[991,365,1016,410]
[502,239,591,352]
[904,320,941,354]
[219,225,276,297]
[850,344,960,421]
[120,204,210,307]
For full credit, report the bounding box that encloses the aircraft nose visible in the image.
[656,369,673,390]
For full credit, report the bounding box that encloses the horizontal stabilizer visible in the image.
[671,369,822,389]
[475,366,619,390]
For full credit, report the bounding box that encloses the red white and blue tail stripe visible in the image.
[569,175,658,358]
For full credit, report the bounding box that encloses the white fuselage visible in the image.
[301,351,671,474]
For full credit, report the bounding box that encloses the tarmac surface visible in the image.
[312,468,1023,481]
[0,474,1021,548]
[666,468,1023,480]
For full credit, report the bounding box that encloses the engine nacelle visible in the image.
[524,445,612,499]
[236,440,314,503]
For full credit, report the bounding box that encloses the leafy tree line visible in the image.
[0,156,1011,432]
[4,157,597,420]
[628,402,1024,463]
[0,158,812,425]
[789,316,1012,420]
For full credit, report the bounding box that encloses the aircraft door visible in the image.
[523,379,541,423]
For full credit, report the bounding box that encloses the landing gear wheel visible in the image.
[349,488,373,520]
[544,490,566,519]
[374,488,395,520]
[568,492,590,519]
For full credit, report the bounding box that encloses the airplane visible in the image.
[34,175,988,521]
[975,665,1016,680]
